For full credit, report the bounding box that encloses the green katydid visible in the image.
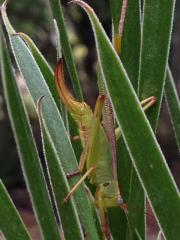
[54,1,156,239]
[54,60,156,239]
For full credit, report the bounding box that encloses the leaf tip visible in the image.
[11,32,30,44]
[37,96,44,111]
[0,0,8,13]
[37,96,45,121]
[0,0,15,34]
[68,0,93,12]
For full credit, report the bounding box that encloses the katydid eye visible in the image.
[103,182,110,187]
[118,196,124,205]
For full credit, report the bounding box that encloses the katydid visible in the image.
[54,1,156,239]
[54,60,156,239]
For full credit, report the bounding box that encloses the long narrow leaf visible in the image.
[53,19,69,128]
[0,180,31,240]
[72,2,180,239]
[37,98,84,240]
[110,0,122,39]
[110,1,144,238]
[1,5,100,238]
[110,0,141,89]
[48,0,83,100]
[0,22,61,240]
[15,32,60,108]
[119,1,145,239]
[138,0,175,130]
[14,32,68,127]
[165,67,180,151]
[120,0,140,90]
[138,1,175,237]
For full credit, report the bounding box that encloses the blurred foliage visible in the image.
[7,0,51,41]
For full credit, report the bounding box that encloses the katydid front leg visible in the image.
[55,59,92,178]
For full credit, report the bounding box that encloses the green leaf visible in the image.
[110,1,144,239]
[53,19,69,128]
[137,1,175,236]
[15,32,68,127]
[135,229,143,240]
[165,67,180,151]
[0,180,31,240]
[37,98,84,240]
[110,0,122,36]
[0,23,60,240]
[110,0,141,89]
[72,1,180,239]
[16,32,60,108]
[48,0,83,100]
[120,1,145,239]
[1,5,100,238]
[138,0,175,130]
[120,0,141,90]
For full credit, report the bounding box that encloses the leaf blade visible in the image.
[165,67,180,151]
[16,32,60,108]
[0,180,31,240]
[110,1,144,238]
[138,0,175,130]
[48,0,83,100]
[37,98,84,240]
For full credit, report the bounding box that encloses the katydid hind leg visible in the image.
[141,96,157,110]
[115,96,157,140]
[71,135,80,141]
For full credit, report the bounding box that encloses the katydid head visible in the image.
[96,180,125,208]
[55,59,92,127]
